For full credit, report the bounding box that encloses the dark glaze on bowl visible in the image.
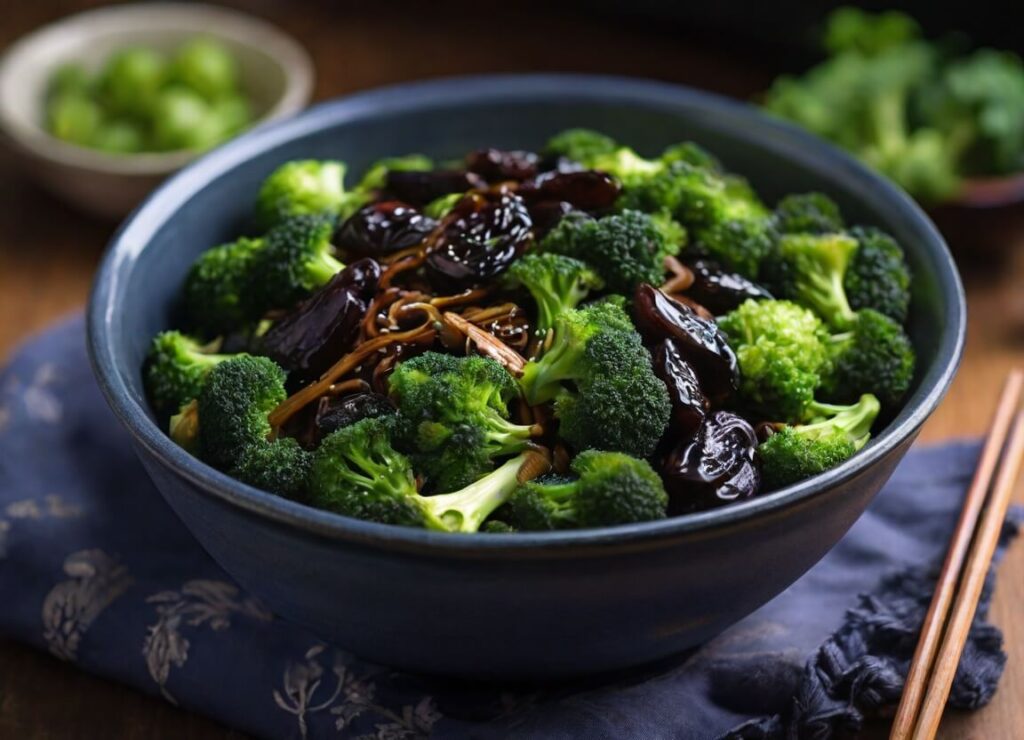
[88,75,965,678]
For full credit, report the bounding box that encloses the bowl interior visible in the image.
[90,75,964,545]
[0,2,312,172]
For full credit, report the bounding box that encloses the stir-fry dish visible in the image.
[144,128,916,532]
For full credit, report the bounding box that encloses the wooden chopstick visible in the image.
[890,370,1024,740]
[910,410,1024,738]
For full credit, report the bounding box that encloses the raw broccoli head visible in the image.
[234,437,311,499]
[256,159,349,227]
[197,355,287,471]
[764,231,859,328]
[718,299,830,421]
[389,352,537,491]
[540,210,676,294]
[507,451,668,530]
[519,300,637,404]
[183,236,265,336]
[759,393,880,489]
[544,128,618,163]
[774,193,845,234]
[145,330,234,415]
[311,416,539,532]
[822,309,916,407]
[251,214,345,310]
[506,252,603,335]
[845,226,912,323]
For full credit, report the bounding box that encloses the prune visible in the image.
[336,201,437,257]
[261,258,381,384]
[536,155,585,174]
[466,148,539,181]
[685,258,773,314]
[316,392,395,437]
[528,200,576,238]
[662,410,760,513]
[633,283,739,403]
[518,170,620,211]
[426,192,532,289]
[384,169,486,206]
[652,339,708,438]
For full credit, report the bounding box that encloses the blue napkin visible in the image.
[0,315,1019,740]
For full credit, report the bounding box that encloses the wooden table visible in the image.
[1,2,1022,737]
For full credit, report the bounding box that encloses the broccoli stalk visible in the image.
[145,330,236,415]
[506,451,668,530]
[506,253,603,337]
[769,232,859,329]
[759,393,881,488]
[310,416,544,532]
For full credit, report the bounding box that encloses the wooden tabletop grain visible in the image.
[1,2,1022,738]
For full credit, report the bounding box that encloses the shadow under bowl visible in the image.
[87,74,965,679]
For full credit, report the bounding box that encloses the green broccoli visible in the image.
[823,7,920,57]
[183,236,265,336]
[506,253,603,335]
[822,309,915,407]
[250,214,345,310]
[774,193,845,234]
[145,330,235,415]
[310,416,539,532]
[759,393,881,489]
[422,192,463,219]
[506,451,668,530]
[197,355,286,470]
[255,159,351,227]
[660,141,722,171]
[717,299,830,421]
[764,231,859,329]
[519,302,670,457]
[540,210,676,294]
[388,352,539,492]
[233,436,311,500]
[845,226,912,323]
[544,128,618,163]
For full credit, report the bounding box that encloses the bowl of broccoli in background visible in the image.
[761,8,1024,221]
[0,3,312,219]
[88,75,965,679]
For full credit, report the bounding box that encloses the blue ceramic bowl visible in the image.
[88,75,965,679]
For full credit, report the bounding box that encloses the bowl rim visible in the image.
[0,2,314,175]
[87,73,966,556]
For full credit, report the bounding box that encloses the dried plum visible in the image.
[316,392,395,437]
[426,192,532,289]
[384,169,486,206]
[518,170,620,211]
[685,258,773,314]
[466,148,539,181]
[633,283,739,403]
[652,339,708,438]
[662,411,760,513]
[336,201,437,257]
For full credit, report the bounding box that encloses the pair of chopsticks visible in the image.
[890,370,1024,739]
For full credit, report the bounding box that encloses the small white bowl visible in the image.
[0,3,313,219]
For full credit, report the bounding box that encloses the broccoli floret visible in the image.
[765,231,859,328]
[145,330,235,414]
[519,302,670,457]
[660,141,722,171]
[544,128,618,163]
[251,214,345,310]
[759,393,881,488]
[183,236,265,336]
[481,520,517,533]
[197,355,287,470]
[540,210,676,294]
[845,226,912,323]
[310,417,540,532]
[234,437,311,499]
[506,253,603,335]
[718,299,830,421]
[694,216,777,280]
[822,309,915,407]
[587,147,664,188]
[507,451,668,530]
[388,352,539,491]
[256,159,350,227]
[774,193,845,234]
